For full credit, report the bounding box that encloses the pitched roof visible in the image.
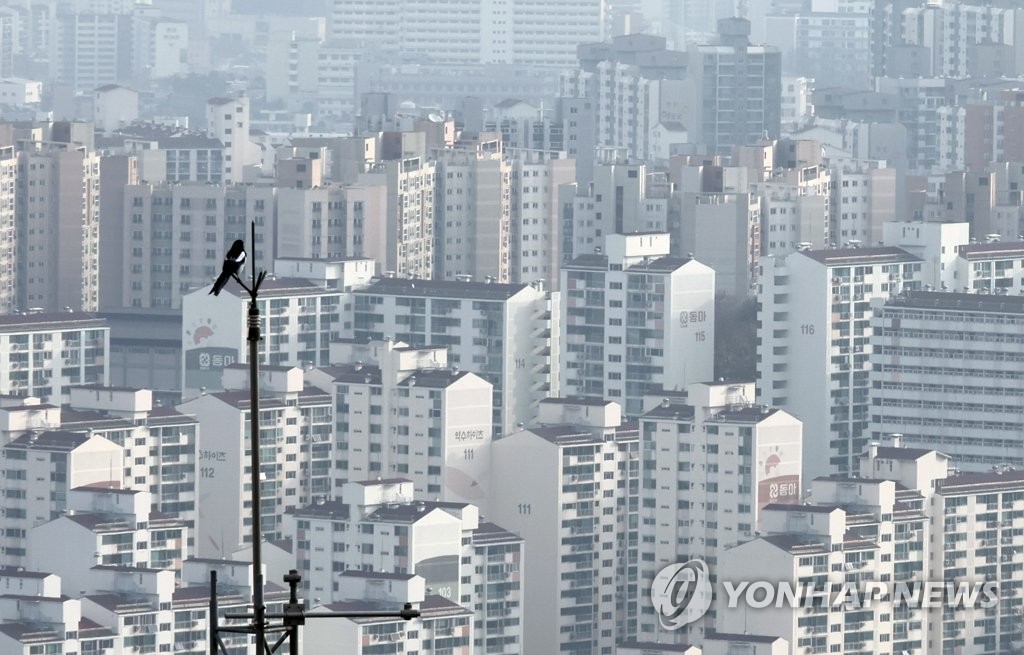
[798,246,919,265]
[358,277,530,301]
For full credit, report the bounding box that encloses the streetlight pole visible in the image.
[208,222,419,655]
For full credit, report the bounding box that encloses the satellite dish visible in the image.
[428,112,444,123]
[399,100,416,110]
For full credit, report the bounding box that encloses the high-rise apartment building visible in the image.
[119,182,276,310]
[51,4,133,90]
[678,191,761,297]
[561,34,689,167]
[490,398,639,655]
[352,277,559,436]
[180,261,375,398]
[831,164,897,248]
[16,139,101,312]
[0,430,122,566]
[205,95,258,184]
[687,19,782,153]
[329,0,605,68]
[311,339,494,505]
[177,367,333,557]
[0,312,109,401]
[757,247,923,477]
[637,382,803,645]
[26,485,188,593]
[870,291,1024,471]
[766,0,873,91]
[508,148,576,288]
[560,233,715,417]
[720,437,1024,655]
[284,478,524,653]
[564,162,670,258]
[0,146,14,314]
[434,133,512,284]
[358,155,436,280]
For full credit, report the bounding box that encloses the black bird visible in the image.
[210,239,246,296]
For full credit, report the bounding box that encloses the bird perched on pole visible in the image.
[210,239,246,296]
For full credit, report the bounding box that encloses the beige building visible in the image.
[119,182,276,309]
[16,140,100,312]
[434,133,512,283]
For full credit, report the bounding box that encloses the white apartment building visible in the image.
[0,430,122,566]
[490,398,640,655]
[16,140,101,312]
[120,181,276,309]
[869,290,1024,471]
[359,156,436,280]
[284,478,524,653]
[565,162,670,258]
[27,485,188,593]
[561,233,715,417]
[0,78,41,107]
[313,339,493,504]
[766,0,873,90]
[434,134,512,284]
[178,366,332,557]
[756,169,831,258]
[881,220,969,292]
[953,241,1024,295]
[0,312,109,402]
[757,247,923,478]
[205,94,259,184]
[508,148,575,288]
[181,260,375,398]
[0,146,17,315]
[352,277,559,437]
[329,0,604,68]
[831,164,897,249]
[637,382,803,645]
[561,34,689,164]
[719,439,1024,655]
[679,192,761,297]
[687,19,783,152]
[61,386,199,528]
[275,182,389,263]
[306,587,474,655]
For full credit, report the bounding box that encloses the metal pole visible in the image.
[209,571,218,655]
[248,222,266,655]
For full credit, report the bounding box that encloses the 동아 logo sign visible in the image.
[650,559,713,630]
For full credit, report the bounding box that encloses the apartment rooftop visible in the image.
[206,386,331,410]
[358,277,531,301]
[710,405,780,423]
[472,521,522,545]
[5,430,91,451]
[872,446,937,461]
[0,312,106,332]
[617,641,695,652]
[957,241,1024,260]
[219,276,339,299]
[936,468,1024,495]
[398,369,474,388]
[366,500,469,523]
[760,533,830,555]
[0,623,64,644]
[642,402,695,421]
[321,594,471,625]
[885,291,1024,315]
[799,246,919,266]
